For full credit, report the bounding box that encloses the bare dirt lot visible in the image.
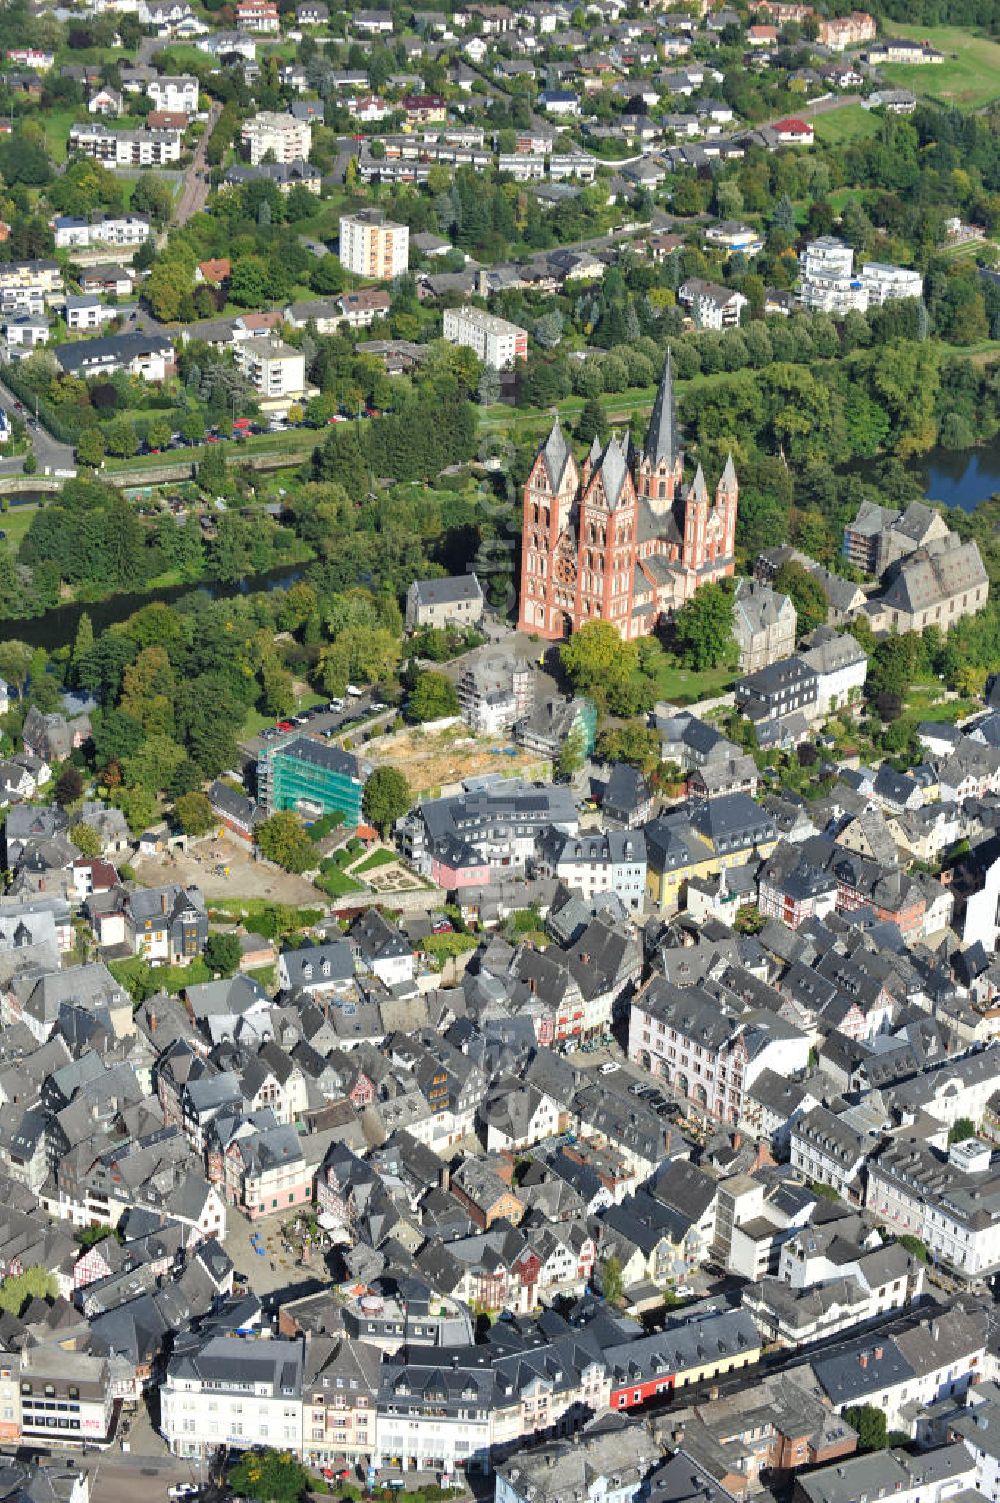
[373,724,547,797]
[133,836,324,906]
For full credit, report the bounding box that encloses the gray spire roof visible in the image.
[588,433,602,466]
[600,433,629,509]
[540,418,571,491]
[720,452,737,491]
[688,463,708,503]
[644,348,680,468]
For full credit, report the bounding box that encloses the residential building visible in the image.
[53,331,174,382]
[18,1348,114,1446]
[678,279,748,329]
[67,123,183,166]
[535,828,647,911]
[405,573,484,630]
[799,237,922,314]
[735,657,819,725]
[818,10,876,46]
[233,336,306,408]
[865,537,989,636]
[517,355,738,640]
[374,1350,493,1474]
[339,211,410,279]
[799,628,868,715]
[628,976,809,1124]
[442,307,528,370]
[865,1139,1000,1277]
[147,74,199,112]
[52,214,150,250]
[732,578,797,674]
[160,1335,303,1457]
[241,111,312,165]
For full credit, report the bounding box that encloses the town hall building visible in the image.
[517,353,738,640]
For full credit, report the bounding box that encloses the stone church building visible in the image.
[517,353,739,641]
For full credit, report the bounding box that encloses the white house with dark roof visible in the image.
[405,572,484,631]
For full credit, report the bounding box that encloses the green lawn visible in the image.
[647,660,736,707]
[110,955,213,996]
[810,105,881,146]
[352,847,397,875]
[880,24,1000,109]
[0,502,39,556]
[40,105,81,164]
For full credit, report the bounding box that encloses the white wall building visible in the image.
[241,111,312,165]
[147,74,199,112]
[339,210,409,279]
[161,1336,303,1458]
[442,306,528,370]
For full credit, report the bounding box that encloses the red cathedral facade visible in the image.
[517,353,738,641]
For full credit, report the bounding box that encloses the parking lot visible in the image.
[240,692,395,759]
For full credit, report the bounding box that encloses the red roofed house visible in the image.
[402,93,447,125]
[196,258,232,285]
[236,0,280,30]
[748,23,778,43]
[147,110,190,131]
[772,117,814,145]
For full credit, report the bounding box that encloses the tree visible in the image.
[672,584,737,671]
[204,931,242,976]
[227,1450,310,1503]
[69,821,103,859]
[104,418,139,459]
[896,1233,929,1263]
[576,394,607,448]
[76,427,106,468]
[844,1405,888,1454]
[948,1118,976,1145]
[363,766,412,836]
[407,670,459,723]
[174,790,215,836]
[555,723,586,781]
[600,1255,624,1304]
[478,366,501,406]
[0,1267,57,1316]
[55,764,84,805]
[0,640,34,698]
[774,561,828,640]
[256,810,315,874]
[560,621,639,706]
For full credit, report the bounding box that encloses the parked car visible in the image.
[599,1061,619,1075]
[276,720,294,731]
[168,1486,199,1500]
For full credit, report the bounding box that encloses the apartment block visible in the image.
[338,210,409,279]
[241,111,312,165]
[442,306,528,369]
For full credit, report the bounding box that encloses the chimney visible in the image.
[732,1131,742,1151]
[149,1009,157,1034]
[672,1427,685,1446]
[440,1164,451,1191]
[161,891,168,913]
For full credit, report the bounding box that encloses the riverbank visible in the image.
[0,561,311,651]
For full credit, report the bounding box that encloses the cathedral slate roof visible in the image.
[541,419,572,491]
[644,346,679,468]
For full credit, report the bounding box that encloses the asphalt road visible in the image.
[0,373,76,473]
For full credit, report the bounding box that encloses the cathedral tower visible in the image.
[517,418,580,637]
[637,349,684,515]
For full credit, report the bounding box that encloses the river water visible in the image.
[914,435,1000,512]
[4,564,306,652]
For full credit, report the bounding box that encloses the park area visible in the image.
[880,24,1000,109]
[373,723,547,798]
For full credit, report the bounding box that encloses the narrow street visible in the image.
[0,373,76,474]
[172,102,221,227]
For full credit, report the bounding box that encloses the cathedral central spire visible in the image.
[644,348,679,469]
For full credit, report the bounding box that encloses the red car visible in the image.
[276,720,294,731]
